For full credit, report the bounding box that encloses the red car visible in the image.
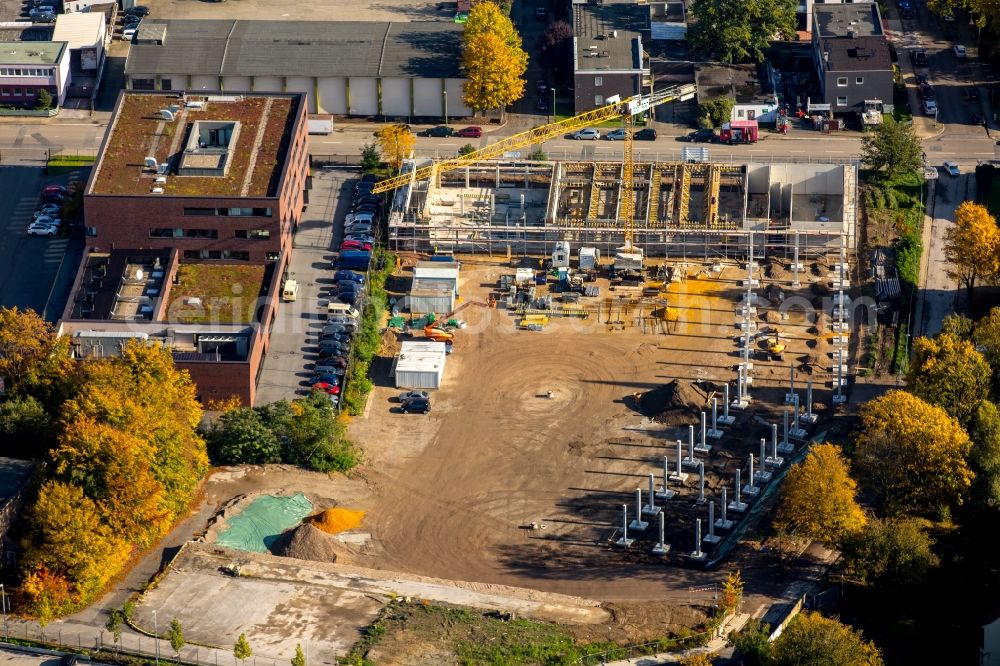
[312,382,341,395]
[455,126,482,138]
[42,184,68,195]
[340,239,372,252]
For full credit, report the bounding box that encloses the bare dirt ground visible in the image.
[346,254,854,607]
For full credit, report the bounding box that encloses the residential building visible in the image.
[0,41,70,108]
[572,2,650,113]
[59,90,310,405]
[123,19,472,118]
[812,3,893,115]
[53,14,107,71]
[0,457,38,569]
[695,63,780,123]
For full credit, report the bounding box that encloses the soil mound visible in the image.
[636,380,708,426]
[765,260,789,280]
[764,310,782,324]
[306,507,365,534]
[272,523,338,563]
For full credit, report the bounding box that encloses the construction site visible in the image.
[385,157,857,262]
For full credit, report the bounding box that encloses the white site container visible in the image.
[395,341,447,389]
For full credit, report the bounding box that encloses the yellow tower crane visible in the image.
[371,84,697,251]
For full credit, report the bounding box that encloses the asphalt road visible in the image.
[0,646,77,666]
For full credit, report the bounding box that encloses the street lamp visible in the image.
[1,583,8,642]
[152,609,159,666]
[551,87,556,123]
[443,89,448,127]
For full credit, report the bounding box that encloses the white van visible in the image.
[282,279,299,302]
[327,302,360,319]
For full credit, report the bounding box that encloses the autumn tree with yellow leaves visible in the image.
[375,124,415,170]
[855,390,973,515]
[461,1,527,113]
[906,332,991,427]
[0,306,72,399]
[944,201,1000,302]
[776,443,867,545]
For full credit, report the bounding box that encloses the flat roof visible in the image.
[573,3,648,73]
[89,91,301,197]
[125,19,464,79]
[695,64,774,106]
[165,263,269,324]
[411,278,454,296]
[813,3,883,37]
[0,41,67,65]
[52,13,104,48]
[821,36,892,72]
[0,457,36,506]
[397,340,446,373]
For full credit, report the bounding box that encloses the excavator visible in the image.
[424,325,454,343]
[767,334,786,361]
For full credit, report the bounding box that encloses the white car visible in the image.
[27,221,59,236]
[34,214,60,226]
[944,161,961,176]
[953,44,967,58]
[923,99,937,115]
[122,27,137,40]
[34,205,61,218]
[572,128,600,140]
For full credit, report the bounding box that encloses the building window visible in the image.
[185,228,219,239]
[132,78,155,91]
[222,250,250,261]
[183,207,217,216]
[85,227,97,237]
[836,96,848,106]
[595,95,603,106]
[747,109,756,120]
[150,228,183,238]
[235,229,271,240]
[161,78,172,90]
[13,88,21,96]
[266,252,280,261]
[837,77,848,87]
[856,76,864,85]
[0,89,8,97]
[594,76,603,87]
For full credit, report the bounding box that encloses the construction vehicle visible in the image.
[519,314,549,330]
[767,335,786,361]
[424,325,454,342]
[371,83,698,262]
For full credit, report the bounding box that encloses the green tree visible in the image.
[975,307,1000,395]
[36,89,53,111]
[529,148,548,161]
[698,97,735,128]
[856,391,974,514]
[968,400,1000,509]
[941,313,974,341]
[687,0,797,63]
[727,618,772,666]
[106,608,124,652]
[458,144,476,157]
[208,407,282,465]
[360,142,381,171]
[771,612,882,665]
[0,395,53,459]
[262,394,358,472]
[944,202,1000,302]
[234,633,253,664]
[840,517,937,588]
[291,643,306,666]
[860,117,923,179]
[169,618,185,655]
[776,443,867,545]
[906,332,991,426]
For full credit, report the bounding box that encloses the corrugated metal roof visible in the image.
[414,265,459,280]
[52,13,105,49]
[125,19,465,79]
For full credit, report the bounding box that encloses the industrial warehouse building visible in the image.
[124,19,473,118]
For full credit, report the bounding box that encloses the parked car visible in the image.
[605,128,628,141]
[42,184,68,195]
[923,99,937,115]
[350,203,379,215]
[455,126,482,138]
[121,14,142,25]
[345,224,374,238]
[634,128,658,141]
[962,88,981,101]
[27,221,59,236]
[359,173,378,184]
[322,326,356,338]
[400,397,431,414]
[334,270,365,284]
[397,390,430,403]
[911,49,928,66]
[313,364,346,376]
[352,194,381,206]
[344,233,375,245]
[944,161,961,176]
[336,290,362,305]
[920,84,934,100]
[683,129,716,143]
[315,357,349,370]
[124,5,149,15]
[309,374,341,387]
[318,343,349,356]
[121,27,137,40]
[572,128,600,140]
[34,204,61,217]
[536,81,548,95]
[536,98,550,113]
[345,211,374,225]
[420,125,454,137]
[972,112,986,125]
[915,74,928,85]
[535,7,547,20]
[954,44,967,58]
[312,382,341,396]
[354,181,375,195]
[29,9,56,21]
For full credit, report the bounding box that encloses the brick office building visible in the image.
[59,90,309,405]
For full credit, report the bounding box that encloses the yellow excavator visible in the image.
[767,334,786,361]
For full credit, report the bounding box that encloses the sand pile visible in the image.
[272,523,338,563]
[764,310,783,324]
[306,508,365,534]
[766,260,789,280]
[636,380,708,426]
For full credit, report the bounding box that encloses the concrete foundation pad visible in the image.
[742,484,760,498]
[731,399,751,410]
[784,393,797,404]
[681,457,700,469]
[689,550,707,561]
[715,519,734,531]
[693,444,712,455]
[764,455,784,468]
[703,534,722,545]
[777,442,795,455]
[629,519,649,531]
[655,488,677,501]
[616,537,635,548]
[651,543,671,555]
[694,497,707,506]
[642,504,661,517]
[832,394,848,404]
[706,428,724,440]
[800,414,818,425]
[753,470,772,484]
[717,415,736,426]
[789,427,808,439]
[728,501,748,514]
[668,472,689,483]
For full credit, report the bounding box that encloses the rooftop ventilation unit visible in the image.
[144,156,157,169]
[151,187,164,194]
[154,176,166,184]
[611,30,618,38]
[185,100,205,110]
[159,109,175,121]
[156,162,169,175]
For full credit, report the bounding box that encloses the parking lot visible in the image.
[0,166,84,320]
[254,168,359,406]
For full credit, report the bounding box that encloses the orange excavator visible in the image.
[424,325,454,343]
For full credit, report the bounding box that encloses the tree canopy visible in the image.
[944,202,1000,301]
[770,612,883,666]
[968,400,1000,509]
[860,117,923,179]
[462,1,527,112]
[0,306,71,398]
[687,0,797,63]
[906,332,991,426]
[776,443,867,545]
[855,390,973,514]
[928,0,1000,31]
[975,307,1000,395]
[840,517,937,588]
[375,124,415,170]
